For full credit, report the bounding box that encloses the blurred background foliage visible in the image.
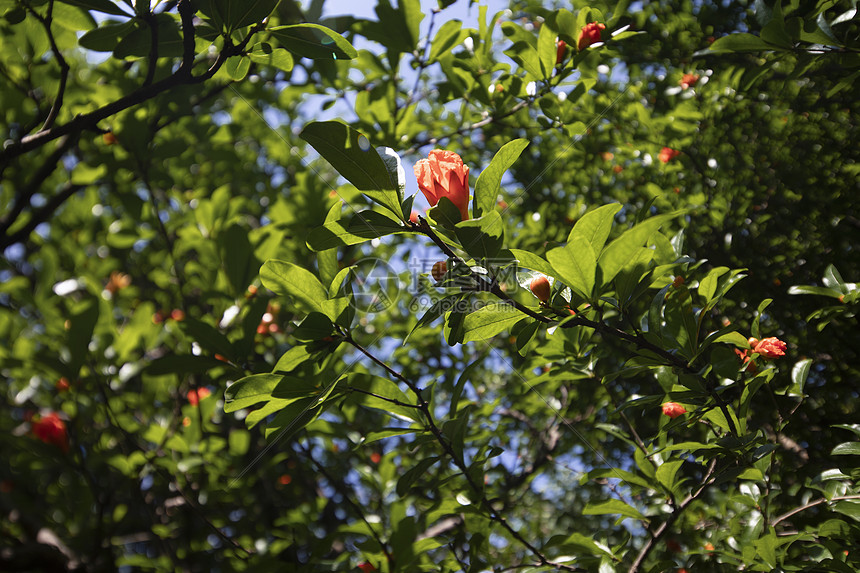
[1,0,858,571]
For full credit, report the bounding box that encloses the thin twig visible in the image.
[628,458,719,572]
[344,332,584,571]
[771,495,860,527]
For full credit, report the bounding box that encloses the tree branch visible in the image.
[628,458,719,572]
[344,333,584,572]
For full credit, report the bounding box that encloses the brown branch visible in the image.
[27,1,71,133]
[301,443,395,566]
[771,494,860,527]
[0,0,260,167]
[344,333,584,571]
[0,134,78,246]
[0,182,84,250]
[628,458,719,573]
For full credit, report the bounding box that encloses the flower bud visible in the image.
[530,276,551,303]
[431,261,447,282]
[661,402,686,419]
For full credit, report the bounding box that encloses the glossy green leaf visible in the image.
[569,203,622,255]
[708,32,775,53]
[583,498,645,522]
[58,0,130,16]
[270,23,358,60]
[460,303,522,343]
[598,212,677,287]
[473,139,528,218]
[260,260,328,316]
[546,236,596,300]
[300,121,402,217]
[306,210,405,251]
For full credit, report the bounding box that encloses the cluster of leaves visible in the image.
[1,0,859,571]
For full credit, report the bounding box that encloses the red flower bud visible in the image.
[56,377,71,392]
[32,413,69,452]
[679,73,700,89]
[370,452,381,464]
[414,150,470,221]
[659,147,681,163]
[103,132,118,145]
[409,210,420,223]
[431,261,447,282]
[752,337,787,359]
[170,309,185,321]
[661,402,686,419]
[187,387,211,406]
[578,22,606,51]
[358,563,376,573]
[530,276,551,303]
[278,474,292,486]
[672,276,685,288]
[556,39,567,64]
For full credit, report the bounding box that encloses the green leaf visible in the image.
[788,358,812,397]
[655,460,684,494]
[708,33,775,53]
[753,531,778,569]
[58,0,130,17]
[598,212,677,287]
[67,297,99,375]
[225,55,251,80]
[346,373,421,422]
[698,266,728,304]
[396,457,440,496]
[546,235,596,300]
[509,249,557,280]
[224,373,283,412]
[455,211,505,260]
[306,210,405,251]
[269,23,358,60]
[787,285,843,298]
[461,303,522,343]
[582,468,653,490]
[831,442,860,456]
[537,19,556,79]
[219,224,259,297]
[428,19,465,63]
[292,312,334,342]
[260,260,328,316]
[203,0,278,33]
[247,42,294,72]
[583,499,645,522]
[78,20,134,51]
[832,501,860,522]
[300,121,402,217]
[569,203,622,255]
[473,139,529,218]
[178,318,235,360]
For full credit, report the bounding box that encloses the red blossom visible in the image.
[735,348,758,374]
[187,387,211,406]
[414,150,470,221]
[358,563,376,572]
[752,337,787,359]
[32,413,69,452]
[556,39,567,64]
[659,147,681,163]
[578,22,606,50]
[679,73,700,89]
[661,402,687,419]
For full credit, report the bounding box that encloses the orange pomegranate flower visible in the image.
[414,150,470,221]
[752,337,787,359]
[33,412,69,452]
[661,402,687,419]
[578,22,606,50]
